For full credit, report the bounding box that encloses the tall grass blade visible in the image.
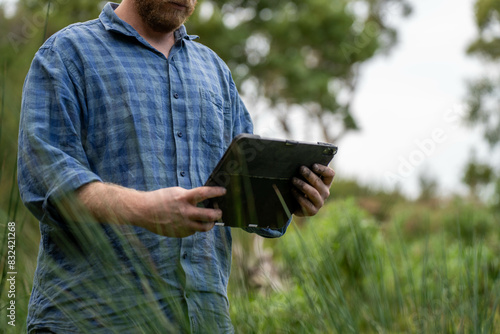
[7,158,20,222]
[0,62,5,149]
[42,0,52,44]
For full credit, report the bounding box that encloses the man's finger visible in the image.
[187,206,223,222]
[312,164,335,186]
[299,166,326,195]
[188,186,227,204]
[292,188,318,216]
[292,176,323,208]
[185,220,216,233]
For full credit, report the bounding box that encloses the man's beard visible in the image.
[133,0,196,33]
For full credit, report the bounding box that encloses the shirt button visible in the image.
[177,131,183,137]
[180,171,186,177]
[182,252,187,259]
[174,93,179,99]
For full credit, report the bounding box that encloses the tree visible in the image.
[464,0,500,205]
[462,152,494,201]
[417,173,438,202]
[465,0,500,147]
[186,0,412,143]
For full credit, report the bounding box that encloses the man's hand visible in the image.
[76,182,225,238]
[137,186,225,238]
[291,164,335,217]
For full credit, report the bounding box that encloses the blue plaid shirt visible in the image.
[18,3,289,333]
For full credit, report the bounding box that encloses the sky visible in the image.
[1,0,494,199]
[0,0,15,16]
[333,0,490,198]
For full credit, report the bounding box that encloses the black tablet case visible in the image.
[203,134,338,229]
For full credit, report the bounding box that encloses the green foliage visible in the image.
[417,173,438,202]
[473,0,500,30]
[469,0,500,60]
[464,0,500,207]
[465,78,500,147]
[443,198,499,245]
[463,157,495,199]
[466,0,500,142]
[493,178,500,210]
[332,178,404,221]
[390,198,499,245]
[0,87,39,332]
[3,175,500,332]
[228,199,500,333]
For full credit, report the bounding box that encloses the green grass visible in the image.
[228,199,500,333]
[3,181,500,333]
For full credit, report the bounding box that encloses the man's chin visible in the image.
[148,20,184,34]
[135,0,193,34]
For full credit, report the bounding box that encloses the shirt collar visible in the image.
[100,2,199,43]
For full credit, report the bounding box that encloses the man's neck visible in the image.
[114,0,176,58]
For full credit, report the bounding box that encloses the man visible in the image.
[18,0,335,332]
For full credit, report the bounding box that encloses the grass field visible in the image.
[1,184,500,333]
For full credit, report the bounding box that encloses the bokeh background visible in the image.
[1,0,500,332]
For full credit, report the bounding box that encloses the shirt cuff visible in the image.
[42,169,102,223]
[243,216,292,238]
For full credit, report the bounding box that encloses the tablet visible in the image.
[203,134,338,229]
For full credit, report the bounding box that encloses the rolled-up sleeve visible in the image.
[17,46,101,222]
